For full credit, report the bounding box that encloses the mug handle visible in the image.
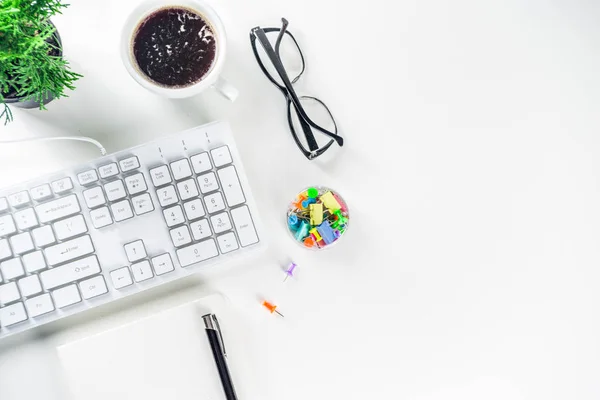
[212,76,239,102]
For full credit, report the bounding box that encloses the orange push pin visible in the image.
[262,300,284,317]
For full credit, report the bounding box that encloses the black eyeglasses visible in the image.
[250,18,344,160]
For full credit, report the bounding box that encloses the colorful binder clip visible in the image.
[309,203,323,225]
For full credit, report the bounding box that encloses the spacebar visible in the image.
[177,239,219,267]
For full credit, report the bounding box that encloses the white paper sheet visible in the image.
[57,299,228,400]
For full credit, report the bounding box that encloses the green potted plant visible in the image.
[0,0,82,124]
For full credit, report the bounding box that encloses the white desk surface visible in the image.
[1,0,600,399]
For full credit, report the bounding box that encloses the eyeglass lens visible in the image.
[254,30,304,87]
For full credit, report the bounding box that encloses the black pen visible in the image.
[203,313,238,400]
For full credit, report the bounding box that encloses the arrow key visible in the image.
[110,267,133,289]
[131,260,153,283]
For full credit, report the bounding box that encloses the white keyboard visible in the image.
[0,121,265,340]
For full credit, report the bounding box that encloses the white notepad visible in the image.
[57,299,228,400]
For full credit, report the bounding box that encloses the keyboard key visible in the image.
[163,205,185,227]
[10,232,34,255]
[51,177,73,194]
[124,240,146,262]
[77,169,98,186]
[90,207,113,228]
[210,212,232,234]
[110,267,133,289]
[197,172,219,194]
[183,199,205,220]
[0,302,27,327]
[0,282,20,305]
[22,251,46,273]
[104,180,127,201]
[32,225,56,247]
[14,208,39,230]
[177,178,199,201]
[25,293,54,317]
[169,226,192,247]
[151,253,174,276]
[150,165,172,187]
[98,163,119,179]
[111,200,134,222]
[217,166,246,207]
[83,186,106,208]
[231,205,259,247]
[52,284,81,309]
[190,219,211,241]
[170,159,192,180]
[54,215,88,240]
[30,184,52,201]
[119,156,140,172]
[0,215,16,237]
[1,258,24,280]
[131,260,153,282]
[18,275,42,298]
[8,191,30,208]
[157,185,178,207]
[45,235,94,267]
[210,145,233,167]
[41,255,100,290]
[0,239,12,262]
[36,194,81,224]
[124,173,147,195]
[132,193,154,216]
[204,192,226,214]
[177,239,218,267]
[0,197,8,212]
[80,276,108,299]
[217,232,239,254]
[190,152,212,174]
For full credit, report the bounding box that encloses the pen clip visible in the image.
[203,313,227,357]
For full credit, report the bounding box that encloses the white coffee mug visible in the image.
[120,0,238,101]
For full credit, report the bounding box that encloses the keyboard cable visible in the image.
[0,136,107,156]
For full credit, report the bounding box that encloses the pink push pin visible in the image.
[283,262,297,282]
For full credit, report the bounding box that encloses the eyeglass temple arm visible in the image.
[276,19,320,152]
[275,18,289,55]
[253,26,344,147]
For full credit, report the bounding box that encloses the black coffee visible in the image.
[132,7,217,88]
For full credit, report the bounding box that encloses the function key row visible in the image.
[0,155,141,213]
[0,147,227,213]
[0,177,74,214]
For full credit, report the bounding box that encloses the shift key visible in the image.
[41,255,101,290]
[44,235,94,266]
